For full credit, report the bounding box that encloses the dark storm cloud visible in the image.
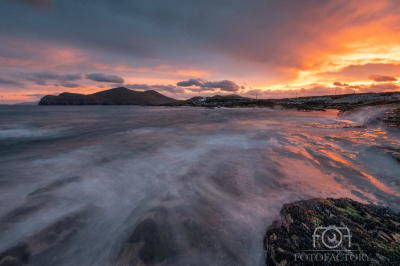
[333,82,349,87]
[177,79,204,87]
[61,83,80,88]
[186,87,217,93]
[203,80,243,92]
[0,0,348,67]
[151,85,184,93]
[31,72,81,81]
[0,76,24,85]
[6,0,54,10]
[1,0,400,86]
[22,71,82,85]
[85,73,124,83]
[177,79,243,92]
[35,81,47,86]
[124,84,153,90]
[2,0,400,103]
[368,75,397,82]
[24,93,46,97]
[124,83,184,93]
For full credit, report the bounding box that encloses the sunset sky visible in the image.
[1,0,400,104]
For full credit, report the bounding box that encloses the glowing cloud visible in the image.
[368,75,397,82]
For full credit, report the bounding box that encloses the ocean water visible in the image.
[0,106,399,265]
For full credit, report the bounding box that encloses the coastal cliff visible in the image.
[38,87,178,105]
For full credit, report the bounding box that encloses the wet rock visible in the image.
[376,107,400,128]
[0,205,99,266]
[0,176,83,234]
[370,146,400,164]
[265,198,400,265]
[27,176,82,198]
[281,92,400,112]
[107,206,182,266]
[0,243,29,266]
[27,205,99,265]
[108,203,250,266]
[339,104,400,129]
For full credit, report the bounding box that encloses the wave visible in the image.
[0,127,62,140]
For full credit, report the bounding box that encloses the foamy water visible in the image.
[0,106,399,265]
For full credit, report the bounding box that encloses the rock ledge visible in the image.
[265,198,400,265]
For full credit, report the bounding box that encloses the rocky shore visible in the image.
[156,92,400,112]
[278,92,400,112]
[337,103,400,129]
[38,87,400,129]
[265,198,400,266]
[161,92,400,129]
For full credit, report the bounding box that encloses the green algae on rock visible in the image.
[265,198,400,265]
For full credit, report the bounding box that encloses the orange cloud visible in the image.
[3,1,400,102]
[333,82,349,87]
[252,1,400,88]
[368,74,397,82]
[245,83,400,99]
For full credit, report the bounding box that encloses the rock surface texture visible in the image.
[265,198,400,266]
[279,92,400,111]
[106,204,252,266]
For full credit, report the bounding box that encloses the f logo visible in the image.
[312,225,351,249]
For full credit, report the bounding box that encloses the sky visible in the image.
[1,0,400,103]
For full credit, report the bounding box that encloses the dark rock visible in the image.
[0,176,83,234]
[368,146,400,164]
[38,87,178,105]
[339,104,400,129]
[108,203,250,266]
[376,107,400,128]
[27,176,82,198]
[281,92,400,112]
[0,243,29,266]
[265,198,400,265]
[0,205,100,266]
[107,206,182,266]
[27,205,100,266]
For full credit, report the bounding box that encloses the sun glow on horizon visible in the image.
[1,0,400,103]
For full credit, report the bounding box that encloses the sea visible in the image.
[0,105,399,265]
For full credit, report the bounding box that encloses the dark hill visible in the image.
[38,87,178,105]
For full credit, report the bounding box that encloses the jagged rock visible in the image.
[265,198,400,265]
[338,104,400,129]
[377,107,400,128]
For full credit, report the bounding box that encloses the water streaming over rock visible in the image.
[0,106,399,265]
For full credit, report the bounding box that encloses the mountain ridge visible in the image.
[38,87,178,105]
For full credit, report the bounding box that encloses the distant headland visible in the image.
[38,87,177,106]
[38,88,400,128]
[39,87,400,112]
